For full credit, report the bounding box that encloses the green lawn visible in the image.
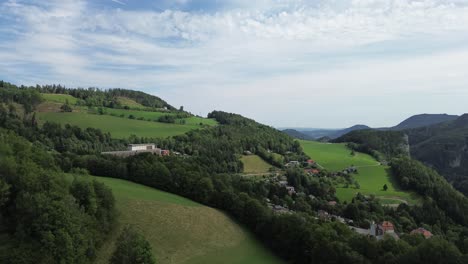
[67,175,282,264]
[299,140,419,204]
[41,93,79,104]
[241,155,273,174]
[299,140,377,170]
[37,112,206,139]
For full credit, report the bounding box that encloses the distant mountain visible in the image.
[390,114,458,130]
[295,124,371,139]
[282,129,314,140]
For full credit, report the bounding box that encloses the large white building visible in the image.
[127,143,157,151]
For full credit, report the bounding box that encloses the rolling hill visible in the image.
[36,93,217,139]
[69,175,282,264]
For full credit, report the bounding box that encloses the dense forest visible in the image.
[2,82,468,263]
[0,128,117,263]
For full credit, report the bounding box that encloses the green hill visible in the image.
[36,93,217,139]
[68,175,282,264]
[37,112,210,139]
[299,140,418,204]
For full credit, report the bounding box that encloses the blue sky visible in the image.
[1,0,468,128]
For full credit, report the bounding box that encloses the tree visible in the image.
[60,99,72,112]
[383,184,388,191]
[111,225,155,264]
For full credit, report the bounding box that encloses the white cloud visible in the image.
[0,0,468,127]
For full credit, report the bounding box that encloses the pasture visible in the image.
[37,112,206,139]
[67,175,282,264]
[299,140,377,170]
[299,140,418,204]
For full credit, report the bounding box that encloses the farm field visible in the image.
[37,112,205,139]
[241,155,273,174]
[66,175,283,264]
[299,140,419,204]
[41,93,79,104]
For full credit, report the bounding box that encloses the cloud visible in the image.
[110,0,126,6]
[0,0,468,127]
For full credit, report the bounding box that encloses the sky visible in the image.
[0,0,468,128]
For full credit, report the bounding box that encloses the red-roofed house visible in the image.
[411,228,433,239]
[380,221,394,233]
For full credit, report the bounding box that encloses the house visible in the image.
[243,150,253,155]
[101,143,168,157]
[411,228,433,239]
[285,186,296,195]
[278,180,288,187]
[307,159,316,165]
[352,221,399,240]
[271,205,291,214]
[371,221,399,240]
[317,210,329,220]
[328,201,337,206]
[128,143,156,151]
[343,166,357,174]
[285,161,300,167]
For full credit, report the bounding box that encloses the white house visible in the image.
[128,144,156,151]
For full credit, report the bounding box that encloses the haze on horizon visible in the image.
[1,0,467,128]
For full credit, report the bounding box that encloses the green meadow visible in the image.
[241,155,273,174]
[299,140,377,170]
[37,112,206,139]
[67,175,282,264]
[299,140,418,204]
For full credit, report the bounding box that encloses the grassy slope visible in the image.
[299,140,418,204]
[37,112,207,139]
[41,93,78,104]
[241,155,273,174]
[67,175,282,264]
[299,140,377,170]
[116,96,146,108]
[104,108,217,126]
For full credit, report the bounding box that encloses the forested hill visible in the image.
[0,80,176,110]
[390,114,459,130]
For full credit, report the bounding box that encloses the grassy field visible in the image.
[41,93,79,104]
[103,108,217,126]
[299,140,419,204]
[241,155,273,174]
[299,140,377,170]
[66,175,282,264]
[37,112,207,139]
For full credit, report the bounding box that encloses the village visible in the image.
[103,144,433,241]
